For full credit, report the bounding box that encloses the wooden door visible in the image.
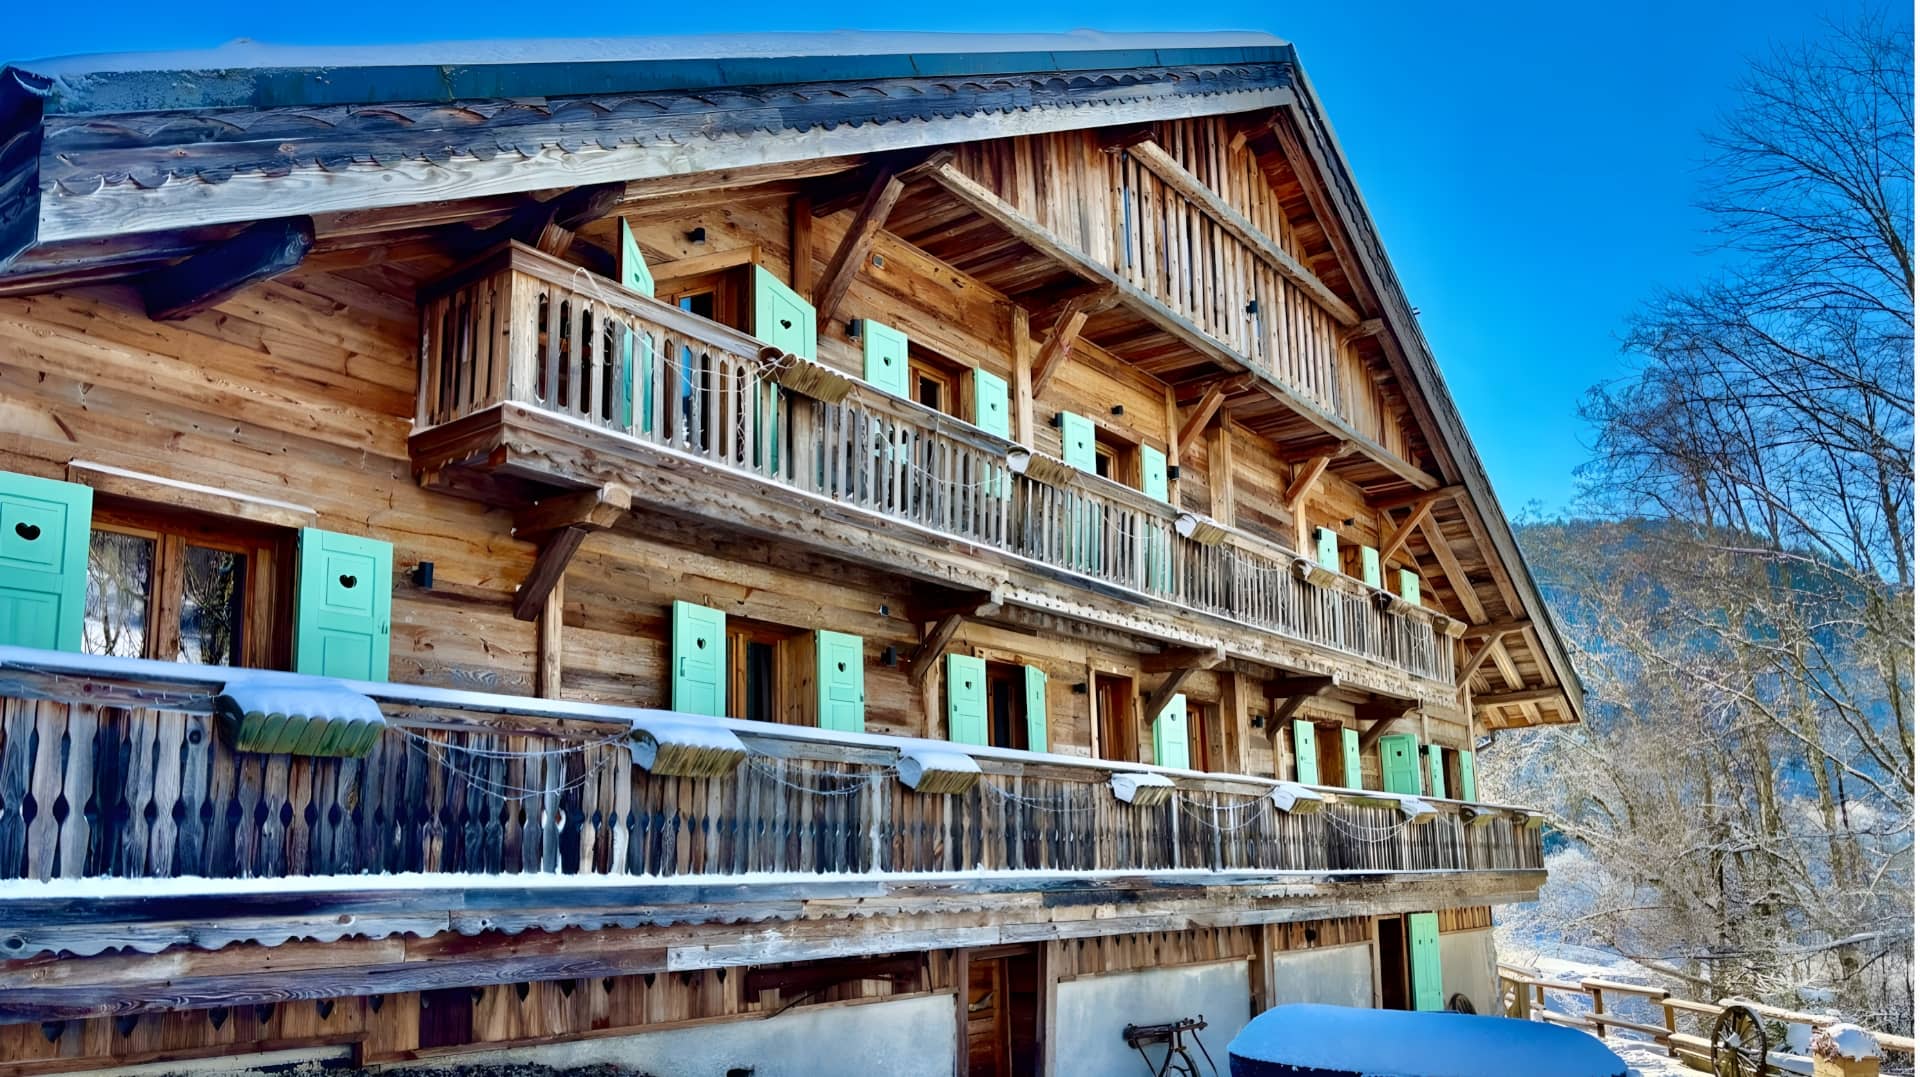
[967,957,1011,1077]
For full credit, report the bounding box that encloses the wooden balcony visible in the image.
[409,243,1459,698]
[0,647,1542,1013]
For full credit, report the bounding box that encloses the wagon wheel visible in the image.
[1711,1004,1769,1077]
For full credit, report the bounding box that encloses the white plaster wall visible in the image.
[1269,942,1374,1009]
[1055,961,1250,1076]
[386,993,955,1077]
[1440,927,1499,1016]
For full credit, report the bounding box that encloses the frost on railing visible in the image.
[416,244,1456,685]
[0,650,1541,887]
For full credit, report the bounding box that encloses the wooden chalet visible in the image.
[0,30,1581,1076]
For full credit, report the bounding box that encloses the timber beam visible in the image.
[1356,700,1419,752]
[1370,484,1464,512]
[1463,616,1531,638]
[1471,687,1563,709]
[904,584,1007,625]
[509,484,633,621]
[813,164,907,332]
[1143,645,1227,674]
[1340,318,1386,345]
[1028,286,1117,398]
[1378,492,1444,564]
[138,217,316,321]
[908,613,966,691]
[1263,674,1338,699]
[1455,631,1512,689]
[452,182,625,260]
[1173,383,1230,463]
[1262,675,1337,739]
[1142,667,1198,721]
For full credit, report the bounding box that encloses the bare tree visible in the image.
[1490,10,1914,1033]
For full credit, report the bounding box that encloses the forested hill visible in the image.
[1490,518,1914,1032]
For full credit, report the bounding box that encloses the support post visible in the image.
[814,165,906,333]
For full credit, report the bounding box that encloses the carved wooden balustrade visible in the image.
[414,244,1457,687]
[0,651,1540,896]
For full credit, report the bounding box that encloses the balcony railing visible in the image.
[416,244,1455,685]
[0,650,1541,895]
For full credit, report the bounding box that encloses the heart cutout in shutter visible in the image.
[836,661,847,672]
[780,318,793,330]
[13,522,40,541]
[338,574,358,589]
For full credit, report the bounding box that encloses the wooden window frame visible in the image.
[726,619,806,726]
[907,349,970,419]
[982,659,1030,752]
[86,501,290,670]
[1185,699,1218,774]
[1092,671,1138,764]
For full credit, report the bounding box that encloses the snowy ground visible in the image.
[1497,931,1699,1077]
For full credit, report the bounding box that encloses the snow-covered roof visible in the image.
[1228,1004,1631,1077]
[10,30,1298,115]
[18,30,1288,75]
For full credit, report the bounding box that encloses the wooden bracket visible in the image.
[509,484,632,622]
[451,182,625,261]
[1356,699,1419,751]
[1173,383,1230,463]
[1261,675,1337,740]
[907,613,967,692]
[1028,286,1116,399]
[1379,493,1444,565]
[814,164,908,333]
[1141,667,1198,721]
[1455,631,1513,689]
[140,217,316,321]
[1472,686,1562,709]
[1339,318,1386,345]
[1142,645,1226,674]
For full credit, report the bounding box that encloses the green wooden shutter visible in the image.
[973,369,1010,438]
[1059,411,1096,472]
[1341,727,1363,790]
[1408,912,1445,1012]
[752,265,817,360]
[815,629,865,732]
[1397,568,1421,606]
[618,219,654,298]
[1023,664,1048,752]
[1427,745,1448,800]
[946,653,987,746]
[670,600,727,717]
[862,319,911,397]
[293,528,392,681]
[1378,733,1421,795]
[1152,692,1189,769]
[1356,545,1382,588]
[1292,719,1319,785]
[1138,445,1169,502]
[1458,749,1478,802]
[0,471,93,652]
[1313,527,1340,572]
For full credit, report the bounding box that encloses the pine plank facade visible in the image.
[0,32,1577,1075]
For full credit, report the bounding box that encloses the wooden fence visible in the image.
[415,243,1455,686]
[1498,964,1916,1075]
[0,653,1538,886]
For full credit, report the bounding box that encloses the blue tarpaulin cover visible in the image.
[1227,1004,1630,1077]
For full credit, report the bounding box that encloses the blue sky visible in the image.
[8,0,1896,513]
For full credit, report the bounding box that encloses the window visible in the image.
[82,506,284,668]
[1091,428,1138,486]
[985,661,1029,751]
[1094,673,1137,763]
[909,351,966,418]
[1186,700,1217,773]
[727,619,803,725]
